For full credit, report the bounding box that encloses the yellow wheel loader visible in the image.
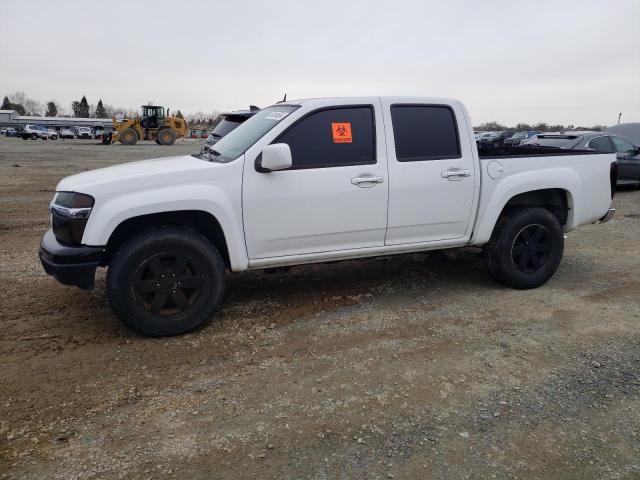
[104,106,187,146]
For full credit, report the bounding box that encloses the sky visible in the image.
[1,0,639,126]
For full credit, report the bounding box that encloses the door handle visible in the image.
[351,174,384,188]
[441,168,471,181]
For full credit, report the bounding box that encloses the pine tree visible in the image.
[45,101,57,117]
[95,99,107,118]
[175,110,184,119]
[71,101,81,117]
[1,96,10,110]
[78,96,90,118]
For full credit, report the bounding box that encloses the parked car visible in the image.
[0,128,6,135]
[504,131,539,146]
[202,106,260,154]
[76,127,92,139]
[39,96,616,337]
[21,125,55,140]
[520,132,640,184]
[60,128,75,139]
[480,130,515,147]
[4,127,18,137]
[46,128,59,140]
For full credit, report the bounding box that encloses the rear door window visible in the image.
[275,107,376,169]
[390,105,461,161]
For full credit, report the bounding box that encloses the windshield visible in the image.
[201,105,298,162]
[211,116,245,137]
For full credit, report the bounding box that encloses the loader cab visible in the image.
[140,105,165,129]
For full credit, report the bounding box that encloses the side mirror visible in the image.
[256,143,292,172]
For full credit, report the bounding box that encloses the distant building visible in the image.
[0,109,113,131]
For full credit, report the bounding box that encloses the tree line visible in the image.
[0,92,180,120]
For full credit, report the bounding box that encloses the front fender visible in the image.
[82,184,248,271]
[471,167,580,245]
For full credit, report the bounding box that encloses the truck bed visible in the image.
[477,145,618,196]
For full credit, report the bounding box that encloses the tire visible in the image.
[106,228,226,336]
[51,135,57,140]
[483,207,564,289]
[157,128,176,146]
[119,128,139,145]
[31,133,37,140]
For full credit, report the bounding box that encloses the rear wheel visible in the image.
[484,207,564,289]
[119,128,139,145]
[106,228,226,336]
[157,128,176,146]
[31,133,37,140]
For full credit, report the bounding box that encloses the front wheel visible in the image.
[157,128,176,146]
[106,228,226,336]
[484,207,564,289]
[119,128,139,145]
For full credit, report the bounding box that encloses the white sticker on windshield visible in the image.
[265,111,290,121]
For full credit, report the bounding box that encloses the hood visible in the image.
[56,155,216,195]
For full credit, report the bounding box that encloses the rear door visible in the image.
[242,100,388,259]
[382,99,478,245]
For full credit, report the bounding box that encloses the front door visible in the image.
[611,135,640,181]
[382,100,477,245]
[243,102,388,259]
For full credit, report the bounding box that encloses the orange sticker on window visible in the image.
[332,122,352,143]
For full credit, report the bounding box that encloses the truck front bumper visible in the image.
[39,229,104,290]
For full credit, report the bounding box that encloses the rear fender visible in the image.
[472,167,579,244]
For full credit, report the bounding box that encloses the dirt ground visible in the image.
[0,136,639,480]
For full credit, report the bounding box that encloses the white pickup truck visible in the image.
[39,97,616,336]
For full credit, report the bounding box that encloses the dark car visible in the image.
[504,130,539,146]
[202,106,260,154]
[521,132,640,184]
[480,130,515,147]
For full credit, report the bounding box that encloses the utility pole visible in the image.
[618,112,622,125]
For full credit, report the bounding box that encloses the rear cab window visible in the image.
[390,105,461,161]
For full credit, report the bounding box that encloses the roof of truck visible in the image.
[274,96,460,107]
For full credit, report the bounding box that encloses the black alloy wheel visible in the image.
[484,207,564,289]
[133,252,205,315]
[510,224,552,274]
[107,228,226,336]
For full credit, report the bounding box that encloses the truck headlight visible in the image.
[50,192,95,244]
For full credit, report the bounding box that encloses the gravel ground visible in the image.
[0,136,639,479]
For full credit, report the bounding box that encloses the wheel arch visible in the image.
[473,182,577,245]
[82,185,248,271]
[498,188,571,225]
[102,210,231,269]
